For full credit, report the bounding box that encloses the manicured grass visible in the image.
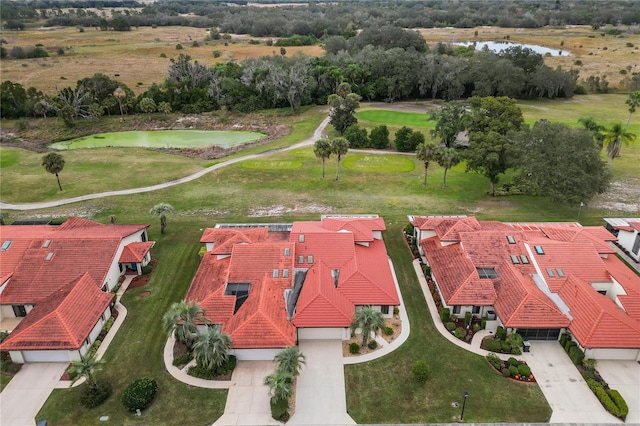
[356,109,436,129]
[342,154,415,173]
[345,225,551,423]
[0,374,12,393]
[37,224,227,425]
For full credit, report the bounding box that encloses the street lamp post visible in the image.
[460,391,469,422]
[577,202,584,221]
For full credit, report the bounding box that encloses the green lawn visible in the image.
[37,225,227,425]
[2,94,638,424]
[356,109,437,129]
[345,225,551,423]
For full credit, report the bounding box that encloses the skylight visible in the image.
[273,269,279,278]
[510,255,520,264]
[283,269,289,278]
[506,235,516,244]
[298,234,305,243]
[520,255,530,264]
[556,268,565,278]
[284,247,290,256]
[42,240,51,248]
[476,267,499,279]
[307,255,314,264]
[298,255,304,264]
[1,241,11,251]
[225,283,250,313]
[534,245,545,255]
[45,252,54,261]
[546,268,555,278]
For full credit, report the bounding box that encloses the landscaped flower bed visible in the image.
[485,353,536,383]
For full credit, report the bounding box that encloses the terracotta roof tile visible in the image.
[119,242,155,263]
[0,273,113,351]
[185,254,235,324]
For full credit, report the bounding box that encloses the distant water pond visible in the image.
[457,41,571,56]
[50,130,266,150]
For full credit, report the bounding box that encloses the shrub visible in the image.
[483,338,502,352]
[608,389,628,419]
[501,367,511,377]
[506,333,523,354]
[568,346,584,365]
[411,359,430,383]
[464,311,472,325]
[509,365,519,376]
[270,397,289,422]
[172,352,193,366]
[507,357,519,367]
[160,53,167,58]
[593,386,621,418]
[446,322,456,332]
[454,327,466,339]
[213,50,221,58]
[367,340,378,350]
[439,307,450,322]
[501,341,511,353]
[480,317,487,329]
[559,333,571,347]
[121,377,158,411]
[486,352,502,370]
[16,118,29,130]
[581,369,595,381]
[582,358,598,371]
[586,378,602,392]
[188,364,217,380]
[518,364,531,376]
[496,326,506,340]
[472,323,481,333]
[80,380,112,408]
[564,340,577,353]
[384,326,394,336]
[422,264,431,277]
[142,263,153,275]
[176,44,183,50]
[349,342,360,354]
[191,41,200,47]
[393,306,399,315]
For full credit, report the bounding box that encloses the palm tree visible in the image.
[150,202,175,234]
[192,326,233,370]
[415,141,438,186]
[578,116,604,148]
[435,147,461,189]
[42,152,65,191]
[264,371,294,403]
[603,123,636,167]
[162,300,209,350]
[313,138,332,179]
[69,353,105,390]
[350,306,385,347]
[0,211,8,225]
[274,347,306,377]
[625,90,640,129]
[331,137,349,181]
[113,87,126,120]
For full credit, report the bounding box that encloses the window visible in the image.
[453,305,461,314]
[298,234,305,243]
[272,269,279,278]
[472,306,480,314]
[1,241,11,251]
[506,235,516,244]
[510,255,520,264]
[534,245,545,255]
[381,305,390,315]
[546,268,555,278]
[12,305,27,317]
[298,255,304,264]
[225,283,251,313]
[520,255,530,264]
[282,269,289,278]
[307,255,313,264]
[85,337,91,347]
[633,234,640,255]
[284,247,290,256]
[476,267,498,279]
[597,290,607,296]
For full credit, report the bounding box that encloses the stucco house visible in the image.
[410,215,640,361]
[604,218,640,262]
[0,217,154,363]
[186,215,400,360]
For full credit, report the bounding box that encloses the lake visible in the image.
[457,41,572,56]
[50,130,266,150]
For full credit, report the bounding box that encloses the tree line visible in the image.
[4,1,639,33]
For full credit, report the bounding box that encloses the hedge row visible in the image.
[586,379,628,420]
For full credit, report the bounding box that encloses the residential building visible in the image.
[603,218,640,262]
[410,215,640,361]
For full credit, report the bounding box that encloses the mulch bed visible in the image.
[127,258,157,290]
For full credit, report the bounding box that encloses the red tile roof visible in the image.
[559,275,640,348]
[322,217,385,242]
[0,218,150,305]
[0,273,113,351]
[200,228,269,254]
[185,254,235,324]
[119,242,155,263]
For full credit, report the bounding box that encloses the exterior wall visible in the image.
[79,307,111,357]
[370,305,395,319]
[105,231,148,291]
[231,348,282,361]
[0,304,34,322]
[297,327,348,340]
[617,230,640,261]
[584,348,640,361]
[205,242,214,252]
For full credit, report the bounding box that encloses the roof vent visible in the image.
[42,240,51,248]
[506,235,516,244]
[534,245,545,255]
[331,269,340,288]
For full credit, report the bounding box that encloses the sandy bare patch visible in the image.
[248,204,333,217]
[342,317,402,357]
[591,178,640,213]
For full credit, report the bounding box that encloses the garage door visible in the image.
[23,350,70,363]
[298,328,343,340]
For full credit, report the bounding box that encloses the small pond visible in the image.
[50,130,266,150]
[456,41,571,56]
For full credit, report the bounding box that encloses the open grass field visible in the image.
[0,26,324,95]
[419,25,640,89]
[0,93,637,424]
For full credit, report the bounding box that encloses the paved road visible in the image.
[0,363,68,426]
[0,116,331,211]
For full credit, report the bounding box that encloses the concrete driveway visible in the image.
[288,340,355,425]
[524,341,621,424]
[213,361,280,426]
[596,360,640,424]
[0,362,68,426]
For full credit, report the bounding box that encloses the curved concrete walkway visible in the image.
[0,115,331,211]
